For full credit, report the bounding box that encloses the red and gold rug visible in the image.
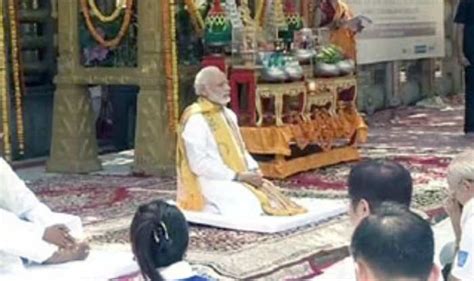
[29,152,451,279]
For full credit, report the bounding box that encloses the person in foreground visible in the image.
[444,150,474,281]
[0,138,89,273]
[351,202,440,281]
[313,160,414,280]
[176,66,306,217]
[130,200,208,281]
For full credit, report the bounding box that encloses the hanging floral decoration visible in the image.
[8,0,25,155]
[163,0,180,133]
[0,0,11,159]
[80,0,134,48]
[87,0,125,23]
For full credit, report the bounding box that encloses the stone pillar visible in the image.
[134,84,175,176]
[46,0,101,172]
[421,59,436,97]
[133,0,175,176]
[46,83,101,172]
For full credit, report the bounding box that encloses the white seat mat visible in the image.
[181,198,347,233]
[1,250,139,281]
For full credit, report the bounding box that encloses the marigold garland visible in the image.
[88,0,125,23]
[0,0,11,159]
[163,0,179,133]
[80,0,134,48]
[8,0,25,155]
[170,0,179,131]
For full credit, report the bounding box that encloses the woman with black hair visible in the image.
[130,200,208,281]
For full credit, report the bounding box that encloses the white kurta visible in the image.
[452,198,474,280]
[182,107,264,217]
[0,157,83,273]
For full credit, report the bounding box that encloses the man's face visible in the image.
[203,71,231,106]
[449,179,474,205]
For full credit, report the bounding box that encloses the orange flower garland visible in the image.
[8,0,25,155]
[163,0,179,133]
[170,0,179,131]
[0,0,11,159]
[80,0,134,48]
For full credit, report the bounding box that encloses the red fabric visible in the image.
[320,1,336,26]
[230,68,257,126]
[201,55,227,73]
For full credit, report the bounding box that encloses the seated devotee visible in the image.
[444,150,474,281]
[351,202,440,281]
[176,66,306,217]
[0,151,89,273]
[130,200,208,281]
[313,160,414,280]
[314,0,365,60]
[347,160,413,225]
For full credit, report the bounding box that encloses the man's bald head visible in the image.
[193,66,231,106]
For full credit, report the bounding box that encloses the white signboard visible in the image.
[346,0,445,64]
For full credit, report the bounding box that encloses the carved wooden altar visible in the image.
[239,75,367,179]
[47,0,174,175]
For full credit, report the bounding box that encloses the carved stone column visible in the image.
[47,0,101,172]
[46,83,101,173]
[133,0,175,176]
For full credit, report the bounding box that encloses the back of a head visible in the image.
[348,160,413,209]
[351,202,434,281]
[130,200,189,281]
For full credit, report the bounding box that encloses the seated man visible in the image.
[176,66,305,217]
[314,160,414,280]
[0,145,89,273]
[444,149,474,281]
[351,202,440,281]
[347,160,413,225]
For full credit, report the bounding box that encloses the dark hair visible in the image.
[351,202,434,281]
[348,160,413,210]
[130,200,189,281]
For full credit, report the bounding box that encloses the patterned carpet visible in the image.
[28,98,473,279]
[29,153,452,279]
[280,154,450,222]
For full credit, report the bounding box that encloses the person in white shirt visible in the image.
[351,202,440,281]
[445,149,474,281]
[176,66,305,217]
[0,136,89,273]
